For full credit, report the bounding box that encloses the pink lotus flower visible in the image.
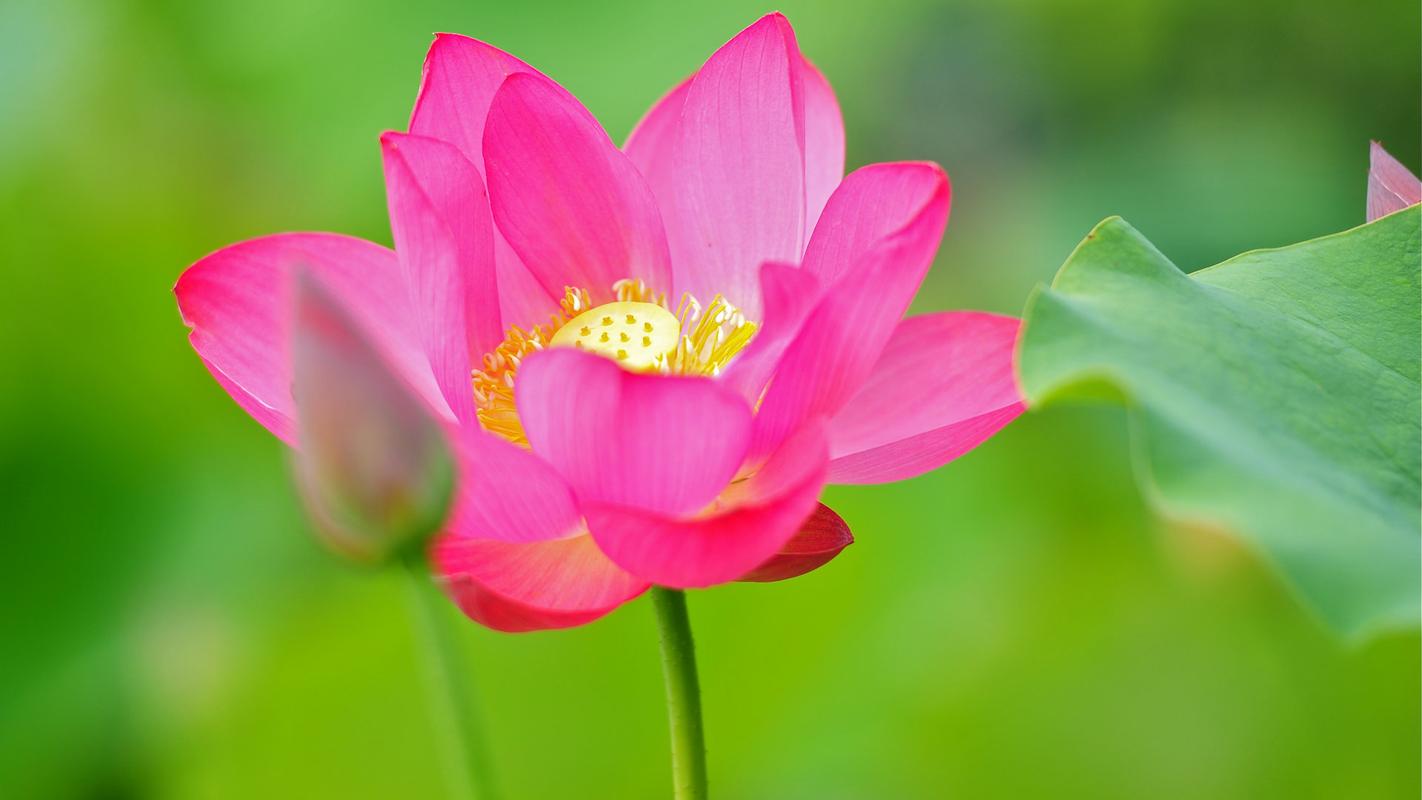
[175,13,1025,632]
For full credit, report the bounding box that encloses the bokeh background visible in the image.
[2,0,1418,797]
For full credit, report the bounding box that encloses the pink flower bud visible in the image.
[290,271,454,565]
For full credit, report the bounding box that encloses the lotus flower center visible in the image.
[548,301,681,370]
[471,281,758,446]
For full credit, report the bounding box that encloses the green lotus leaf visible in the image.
[1018,206,1420,637]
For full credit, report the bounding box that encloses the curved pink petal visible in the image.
[381,132,499,424]
[802,58,845,235]
[445,425,585,544]
[738,502,852,582]
[803,161,950,286]
[199,356,292,441]
[174,233,447,445]
[407,33,557,330]
[516,348,751,516]
[409,34,529,173]
[720,261,822,404]
[663,13,807,320]
[484,72,672,302]
[825,312,1024,484]
[1367,141,1422,222]
[433,533,648,633]
[583,422,828,588]
[751,163,951,462]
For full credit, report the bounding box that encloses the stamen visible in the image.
[470,286,591,445]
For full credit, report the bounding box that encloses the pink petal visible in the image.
[174,233,447,445]
[663,13,807,320]
[407,33,558,330]
[491,235,562,329]
[825,312,1025,484]
[381,132,498,424]
[483,72,673,301]
[623,74,692,204]
[516,348,752,516]
[1367,141,1422,222]
[738,502,852,582]
[433,533,648,633]
[624,15,842,321]
[445,425,586,544]
[583,422,828,588]
[803,161,950,286]
[289,272,455,563]
[750,163,951,462]
[199,356,292,441]
[719,261,822,404]
[409,34,528,173]
[802,58,845,235]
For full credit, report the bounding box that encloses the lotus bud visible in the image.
[289,270,454,565]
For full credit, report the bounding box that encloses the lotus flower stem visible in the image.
[651,587,708,799]
[404,555,499,800]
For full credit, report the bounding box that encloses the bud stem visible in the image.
[404,554,499,800]
[651,587,708,799]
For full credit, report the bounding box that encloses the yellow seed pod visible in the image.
[548,301,681,370]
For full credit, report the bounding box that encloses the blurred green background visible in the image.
[2,0,1417,797]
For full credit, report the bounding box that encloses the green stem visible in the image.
[651,587,708,800]
[403,554,499,800]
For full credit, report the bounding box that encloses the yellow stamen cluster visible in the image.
[470,279,758,445]
[665,292,758,377]
[470,287,591,443]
